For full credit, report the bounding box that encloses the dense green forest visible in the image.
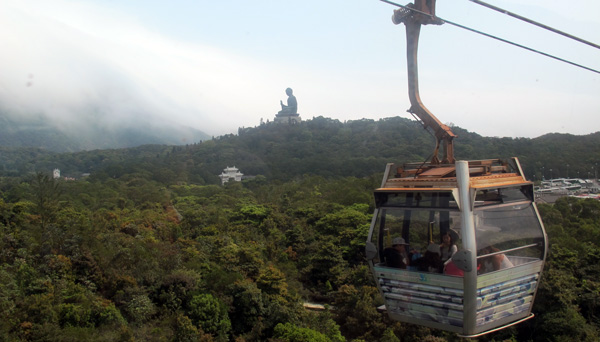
[0,117,599,341]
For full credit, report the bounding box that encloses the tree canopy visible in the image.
[0,117,598,341]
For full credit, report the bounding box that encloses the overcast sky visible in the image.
[1,0,599,138]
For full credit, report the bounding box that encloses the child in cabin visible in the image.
[408,246,422,271]
[421,243,443,273]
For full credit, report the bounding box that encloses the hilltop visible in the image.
[2,116,598,184]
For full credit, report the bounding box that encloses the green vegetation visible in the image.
[2,117,599,183]
[0,117,598,341]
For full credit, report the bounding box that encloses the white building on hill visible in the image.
[219,166,244,185]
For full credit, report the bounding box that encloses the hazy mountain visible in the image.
[0,110,210,152]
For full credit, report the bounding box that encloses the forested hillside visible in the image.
[0,116,599,341]
[2,116,599,183]
[0,172,599,341]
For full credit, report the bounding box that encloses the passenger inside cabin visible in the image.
[408,246,422,271]
[443,260,464,277]
[440,229,458,265]
[383,237,410,269]
[413,243,442,273]
[477,246,514,274]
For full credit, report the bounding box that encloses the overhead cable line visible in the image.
[379,0,600,75]
[469,0,600,51]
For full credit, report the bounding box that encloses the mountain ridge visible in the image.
[0,110,210,152]
[2,116,598,185]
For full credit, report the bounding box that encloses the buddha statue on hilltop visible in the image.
[277,88,298,116]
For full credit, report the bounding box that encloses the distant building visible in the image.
[535,177,600,204]
[53,169,60,179]
[219,166,244,185]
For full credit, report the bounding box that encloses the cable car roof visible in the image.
[379,159,532,191]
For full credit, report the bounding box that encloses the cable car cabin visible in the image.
[365,158,547,337]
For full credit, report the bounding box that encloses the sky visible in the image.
[1,0,599,138]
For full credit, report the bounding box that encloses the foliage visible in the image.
[3,117,598,184]
[272,322,330,342]
[0,119,598,341]
[188,294,231,341]
[528,198,600,342]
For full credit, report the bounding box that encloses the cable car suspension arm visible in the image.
[388,0,456,165]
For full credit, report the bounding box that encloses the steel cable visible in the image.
[379,0,600,74]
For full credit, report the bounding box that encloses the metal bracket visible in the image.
[452,249,473,272]
[366,241,378,260]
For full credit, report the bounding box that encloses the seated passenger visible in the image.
[414,243,442,273]
[440,229,458,265]
[443,260,464,277]
[408,246,422,271]
[477,246,514,274]
[383,237,410,269]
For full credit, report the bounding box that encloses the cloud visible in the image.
[0,0,402,136]
[0,1,297,135]
[0,0,598,139]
